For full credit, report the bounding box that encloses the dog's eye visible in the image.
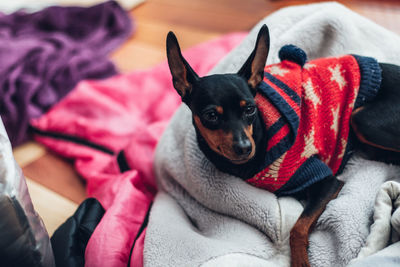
[244,105,256,116]
[203,111,218,122]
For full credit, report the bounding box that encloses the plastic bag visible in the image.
[0,118,54,266]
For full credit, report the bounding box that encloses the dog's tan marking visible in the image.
[194,116,256,163]
[351,108,400,153]
[172,59,191,97]
[167,35,192,98]
[243,124,256,159]
[240,100,247,108]
[194,115,233,156]
[216,106,223,115]
[290,182,343,267]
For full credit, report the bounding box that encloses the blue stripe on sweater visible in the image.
[267,117,285,138]
[258,81,300,137]
[352,55,382,109]
[257,81,301,171]
[261,134,293,168]
[275,156,333,196]
[265,72,301,105]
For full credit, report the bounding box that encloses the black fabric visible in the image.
[127,202,152,267]
[0,196,43,267]
[117,150,131,172]
[31,126,115,155]
[51,198,105,267]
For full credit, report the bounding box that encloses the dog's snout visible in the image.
[233,139,252,156]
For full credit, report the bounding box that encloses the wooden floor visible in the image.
[13,0,400,235]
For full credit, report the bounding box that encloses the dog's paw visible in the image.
[290,227,311,267]
[291,259,310,267]
[290,247,310,267]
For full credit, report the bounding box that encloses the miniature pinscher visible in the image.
[166,24,400,267]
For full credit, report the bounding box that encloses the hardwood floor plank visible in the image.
[111,20,220,71]
[111,41,165,72]
[26,178,78,236]
[22,152,87,204]
[132,2,270,33]
[13,142,47,168]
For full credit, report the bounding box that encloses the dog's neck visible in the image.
[194,111,268,179]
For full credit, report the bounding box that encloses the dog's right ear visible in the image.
[166,31,199,104]
[238,24,270,95]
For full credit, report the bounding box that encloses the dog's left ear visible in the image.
[238,24,270,95]
[166,31,199,104]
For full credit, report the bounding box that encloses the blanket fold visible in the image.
[147,2,400,266]
[0,1,132,146]
[348,181,400,266]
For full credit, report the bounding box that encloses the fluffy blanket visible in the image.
[146,2,400,266]
[0,1,132,146]
[348,181,400,267]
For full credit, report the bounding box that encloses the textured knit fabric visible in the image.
[0,1,132,146]
[247,49,382,195]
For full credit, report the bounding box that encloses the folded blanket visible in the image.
[147,2,400,266]
[0,1,132,146]
[348,181,400,266]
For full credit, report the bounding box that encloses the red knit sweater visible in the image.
[246,48,381,195]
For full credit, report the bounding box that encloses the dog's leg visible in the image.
[290,176,343,267]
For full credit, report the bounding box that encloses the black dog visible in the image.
[166,24,400,267]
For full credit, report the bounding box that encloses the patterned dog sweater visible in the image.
[246,45,382,195]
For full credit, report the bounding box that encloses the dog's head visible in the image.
[166,25,270,164]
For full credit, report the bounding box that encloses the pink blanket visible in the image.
[31,32,246,267]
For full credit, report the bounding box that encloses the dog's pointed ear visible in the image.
[166,31,199,104]
[238,24,270,95]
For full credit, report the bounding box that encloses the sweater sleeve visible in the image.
[352,55,382,109]
[276,156,333,196]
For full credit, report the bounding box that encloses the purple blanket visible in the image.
[0,1,132,146]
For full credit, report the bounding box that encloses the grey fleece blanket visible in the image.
[145,2,400,266]
[348,181,400,267]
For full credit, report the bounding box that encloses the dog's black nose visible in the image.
[233,139,252,156]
